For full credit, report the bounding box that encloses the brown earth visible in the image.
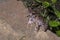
[0,0,60,40]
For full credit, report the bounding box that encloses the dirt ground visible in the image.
[0,0,60,40]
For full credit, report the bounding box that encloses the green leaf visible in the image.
[56,30,60,37]
[51,0,57,3]
[49,20,59,27]
[54,9,60,19]
[42,1,50,8]
[59,22,60,25]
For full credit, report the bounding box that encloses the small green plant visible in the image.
[54,9,60,19]
[22,0,60,37]
[56,30,60,37]
[51,0,57,3]
[42,1,50,8]
[49,20,60,27]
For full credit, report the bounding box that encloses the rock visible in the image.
[35,31,49,40]
[0,18,25,40]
